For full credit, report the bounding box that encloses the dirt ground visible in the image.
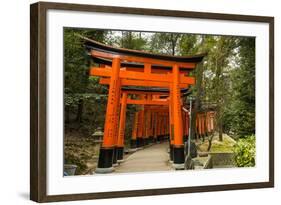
[64,131,100,175]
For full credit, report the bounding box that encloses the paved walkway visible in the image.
[115,142,173,173]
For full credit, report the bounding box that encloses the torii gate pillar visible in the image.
[172,64,185,170]
[116,93,128,162]
[169,85,174,162]
[130,112,138,150]
[95,57,121,173]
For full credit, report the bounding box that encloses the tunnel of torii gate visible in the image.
[83,37,215,173]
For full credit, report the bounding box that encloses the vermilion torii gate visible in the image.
[83,37,208,173]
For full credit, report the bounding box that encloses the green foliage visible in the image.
[64,150,88,175]
[179,34,199,55]
[64,28,109,134]
[64,136,99,175]
[225,38,255,137]
[233,135,256,167]
[120,31,147,50]
[149,33,181,55]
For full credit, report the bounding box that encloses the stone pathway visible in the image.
[115,142,173,173]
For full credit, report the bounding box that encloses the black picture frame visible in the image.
[30,1,274,202]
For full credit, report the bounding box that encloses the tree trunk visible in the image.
[218,114,223,141]
[171,36,176,56]
[214,53,224,142]
[191,62,204,140]
[128,32,132,48]
[191,36,205,141]
[76,99,84,123]
[207,134,214,151]
[65,105,70,123]
[121,31,124,47]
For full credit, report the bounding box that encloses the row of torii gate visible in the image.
[83,37,215,173]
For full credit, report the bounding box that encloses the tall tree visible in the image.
[179,34,200,55]
[149,33,182,55]
[64,28,107,131]
[224,38,255,137]
[182,35,206,141]
[206,36,237,141]
[119,31,147,50]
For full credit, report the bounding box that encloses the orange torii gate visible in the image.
[83,37,206,173]
[196,111,216,139]
[116,89,181,162]
[117,92,168,162]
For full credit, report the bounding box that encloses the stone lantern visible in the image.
[92,127,103,143]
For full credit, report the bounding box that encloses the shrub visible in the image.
[233,135,255,167]
[64,136,97,175]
